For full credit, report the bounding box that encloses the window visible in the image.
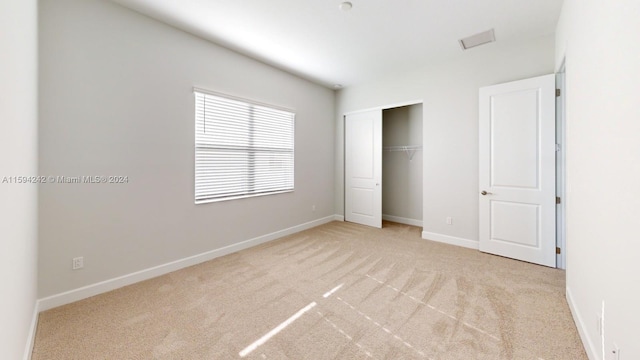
[194,89,295,204]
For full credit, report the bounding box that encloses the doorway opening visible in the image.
[344,101,423,229]
[382,105,423,227]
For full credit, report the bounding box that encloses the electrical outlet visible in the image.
[312,205,316,212]
[72,256,84,270]
[446,217,453,225]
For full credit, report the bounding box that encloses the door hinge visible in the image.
[556,247,561,254]
[555,143,561,152]
[556,89,561,97]
[556,196,561,204]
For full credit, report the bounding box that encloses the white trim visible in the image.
[421,231,478,250]
[193,86,294,113]
[343,99,424,116]
[333,214,345,222]
[566,287,598,360]
[382,214,422,227]
[555,64,567,270]
[195,189,293,205]
[38,216,336,311]
[23,302,39,360]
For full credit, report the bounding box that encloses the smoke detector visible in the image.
[339,2,353,11]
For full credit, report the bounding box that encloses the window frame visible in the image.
[193,88,295,204]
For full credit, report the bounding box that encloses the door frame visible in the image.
[343,99,424,117]
[344,99,424,224]
[556,60,567,269]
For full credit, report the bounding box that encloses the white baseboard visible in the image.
[23,302,39,360]
[566,287,598,360]
[38,215,337,311]
[421,231,478,250]
[382,214,422,227]
[333,214,344,222]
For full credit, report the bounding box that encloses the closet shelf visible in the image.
[383,145,422,160]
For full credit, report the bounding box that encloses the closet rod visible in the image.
[383,145,422,160]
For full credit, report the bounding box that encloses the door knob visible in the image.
[481,190,492,195]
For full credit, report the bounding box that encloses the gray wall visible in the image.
[39,0,335,297]
[336,35,555,246]
[382,105,423,223]
[0,0,39,358]
[556,0,640,358]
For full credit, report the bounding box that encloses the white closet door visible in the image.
[479,74,556,267]
[345,110,382,228]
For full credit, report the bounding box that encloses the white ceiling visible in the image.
[111,0,563,88]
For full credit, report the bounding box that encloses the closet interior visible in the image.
[382,104,423,227]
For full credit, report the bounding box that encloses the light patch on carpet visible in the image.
[239,301,317,357]
[365,273,500,341]
[316,311,377,359]
[336,296,430,359]
[323,283,344,298]
[152,329,188,357]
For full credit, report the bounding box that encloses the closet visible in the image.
[382,104,423,226]
[344,103,423,228]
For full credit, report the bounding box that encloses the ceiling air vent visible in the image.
[459,29,495,50]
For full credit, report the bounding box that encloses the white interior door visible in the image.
[345,110,382,228]
[479,74,556,267]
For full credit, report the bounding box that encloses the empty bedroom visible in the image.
[2,0,639,359]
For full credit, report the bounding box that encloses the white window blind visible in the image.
[194,90,295,204]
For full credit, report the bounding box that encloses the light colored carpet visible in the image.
[32,221,587,359]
